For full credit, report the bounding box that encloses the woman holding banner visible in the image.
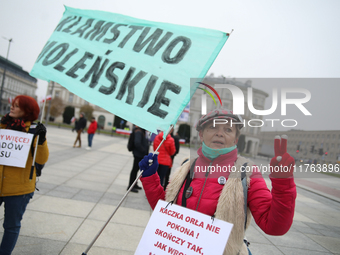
[0,95,49,255]
[139,109,296,255]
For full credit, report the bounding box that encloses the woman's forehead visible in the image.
[204,120,235,129]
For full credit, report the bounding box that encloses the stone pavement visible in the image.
[1,126,340,255]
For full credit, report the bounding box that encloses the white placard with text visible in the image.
[0,129,33,168]
[135,200,233,255]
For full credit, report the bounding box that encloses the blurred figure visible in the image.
[86,117,97,150]
[128,126,149,193]
[153,130,176,186]
[73,112,87,148]
[71,116,76,132]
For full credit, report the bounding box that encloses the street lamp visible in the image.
[45,81,55,126]
[0,37,13,115]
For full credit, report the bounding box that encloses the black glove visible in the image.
[36,122,47,145]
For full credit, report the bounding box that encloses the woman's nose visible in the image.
[215,126,224,136]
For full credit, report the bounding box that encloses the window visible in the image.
[55,91,60,97]
[68,94,74,103]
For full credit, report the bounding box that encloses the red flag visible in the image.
[41,95,52,103]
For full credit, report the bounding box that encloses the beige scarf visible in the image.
[165,156,253,255]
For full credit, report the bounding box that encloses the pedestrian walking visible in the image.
[73,112,87,148]
[86,117,97,150]
[0,95,49,255]
[139,108,296,255]
[128,126,149,193]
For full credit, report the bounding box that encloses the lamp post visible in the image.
[45,81,55,126]
[0,37,13,115]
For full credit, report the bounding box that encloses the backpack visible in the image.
[28,123,45,177]
[127,130,135,152]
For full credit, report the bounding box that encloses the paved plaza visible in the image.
[1,126,340,255]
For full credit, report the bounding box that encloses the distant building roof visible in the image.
[0,55,37,83]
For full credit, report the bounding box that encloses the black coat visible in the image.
[75,117,87,131]
[133,128,149,158]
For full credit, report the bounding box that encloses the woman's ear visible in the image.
[234,138,239,145]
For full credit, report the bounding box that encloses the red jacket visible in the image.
[87,121,97,134]
[153,132,176,166]
[141,148,296,236]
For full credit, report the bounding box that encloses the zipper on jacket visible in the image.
[195,161,213,211]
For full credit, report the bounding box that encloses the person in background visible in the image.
[0,95,49,255]
[71,116,76,132]
[163,130,180,190]
[73,112,87,148]
[139,109,296,255]
[86,117,97,150]
[128,126,149,193]
[153,130,176,186]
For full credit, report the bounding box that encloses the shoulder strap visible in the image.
[167,158,197,207]
[241,162,248,230]
[181,158,198,207]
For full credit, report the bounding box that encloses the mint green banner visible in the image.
[30,6,228,134]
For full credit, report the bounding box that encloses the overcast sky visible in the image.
[1,0,339,131]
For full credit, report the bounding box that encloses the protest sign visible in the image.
[135,200,233,255]
[30,6,228,134]
[0,130,33,168]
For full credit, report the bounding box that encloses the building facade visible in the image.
[0,56,38,114]
[259,129,340,164]
[188,75,269,157]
